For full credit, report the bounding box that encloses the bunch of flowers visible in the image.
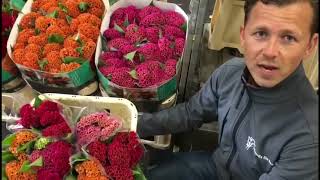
[18,98,72,138]
[3,133,73,180]
[85,131,145,180]
[11,0,105,73]
[99,4,186,88]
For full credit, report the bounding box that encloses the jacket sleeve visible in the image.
[259,143,318,180]
[136,68,221,138]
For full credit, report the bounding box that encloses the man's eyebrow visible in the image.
[253,26,269,31]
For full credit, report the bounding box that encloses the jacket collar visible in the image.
[241,63,305,103]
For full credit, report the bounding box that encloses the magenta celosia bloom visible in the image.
[19,104,41,128]
[138,6,162,22]
[110,69,137,88]
[163,25,185,40]
[174,38,185,57]
[119,44,137,55]
[125,24,146,44]
[87,140,108,165]
[42,122,71,137]
[37,168,61,180]
[105,165,134,180]
[102,58,128,68]
[103,28,123,40]
[107,141,131,167]
[100,51,123,61]
[145,27,161,43]
[164,11,186,28]
[107,38,130,50]
[29,150,42,162]
[35,101,59,116]
[136,61,165,87]
[39,141,72,178]
[158,37,175,61]
[40,111,65,127]
[140,12,166,27]
[99,66,118,77]
[137,43,161,61]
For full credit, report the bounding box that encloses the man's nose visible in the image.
[263,38,279,59]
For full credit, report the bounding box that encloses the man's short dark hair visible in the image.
[244,0,318,35]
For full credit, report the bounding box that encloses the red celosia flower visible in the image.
[103,28,123,40]
[105,165,134,180]
[87,140,108,165]
[174,38,185,57]
[40,111,65,127]
[39,140,72,178]
[158,37,175,61]
[138,6,162,22]
[19,104,41,128]
[35,101,60,116]
[37,168,61,180]
[140,13,166,27]
[42,122,71,137]
[100,51,123,61]
[163,25,185,40]
[164,11,186,28]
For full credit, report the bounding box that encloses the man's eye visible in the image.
[283,35,296,43]
[254,31,267,39]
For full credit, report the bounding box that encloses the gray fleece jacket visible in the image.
[137,58,318,180]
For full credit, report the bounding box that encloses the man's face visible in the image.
[240,1,318,88]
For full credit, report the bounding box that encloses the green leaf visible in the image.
[66,15,73,24]
[181,23,187,32]
[139,54,145,62]
[159,29,163,39]
[38,59,48,71]
[108,0,118,6]
[34,96,43,108]
[19,160,31,172]
[17,24,22,32]
[129,70,138,80]
[17,140,35,153]
[70,153,87,165]
[2,151,16,163]
[100,34,108,51]
[58,2,68,13]
[65,174,77,180]
[2,134,16,149]
[35,28,41,35]
[133,165,147,180]
[48,34,64,44]
[47,10,58,18]
[78,2,89,13]
[170,42,175,49]
[76,47,84,56]
[76,36,85,47]
[31,127,42,135]
[2,165,8,180]
[29,156,43,167]
[114,23,125,34]
[124,51,137,61]
[123,15,130,28]
[63,56,87,64]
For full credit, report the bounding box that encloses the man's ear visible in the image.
[303,33,319,60]
[240,26,245,48]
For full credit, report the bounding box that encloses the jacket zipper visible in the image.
[225,98,252,172]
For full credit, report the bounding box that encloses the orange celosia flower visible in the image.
[47,6,67,19]
[16,29,35,44]
[77,23,99,42]
[13,43,26,50]
[46,25,66,38]
[81,0,105,17]
[60,62,81,72]
[43,43,62,56]
[5,160,37,180]
[25,43,41,57]
[88,7,104,18]
[8,130,37,157]
[45,51,63,72]
[60,47,80,59]
[12,49,26,64]
[65,0,81,18]
[75,159,108,180]
[31,0,47,12]
[20,12,40,30]
[76,13,102,27]
[28,33,48,47]
[83,40,96,59]
[63,36,78,49]
[40,1,59,12]
[35,16,56,32]
[22,52,40,70]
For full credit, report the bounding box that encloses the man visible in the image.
[137,0,319,179]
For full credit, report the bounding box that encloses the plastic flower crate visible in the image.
[6,0,110,95]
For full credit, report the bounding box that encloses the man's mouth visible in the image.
[258,64,278,71]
